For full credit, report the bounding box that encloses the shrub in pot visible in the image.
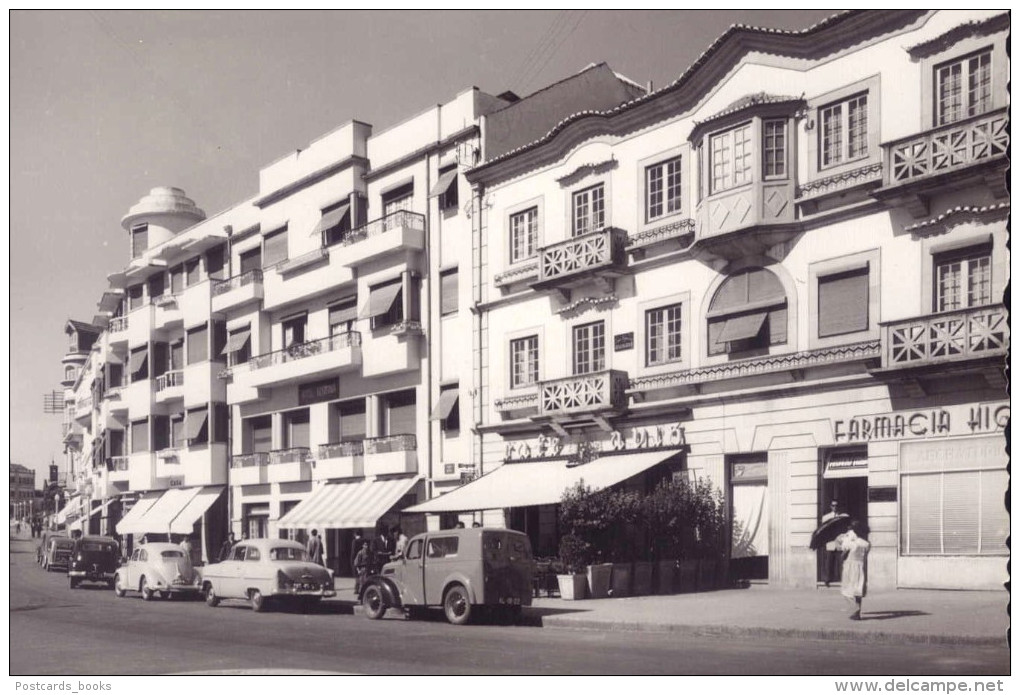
[556,533,592,600]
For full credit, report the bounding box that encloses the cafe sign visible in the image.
[504,422,686,462]
[298,377,339,406]
[834,403,1008,443]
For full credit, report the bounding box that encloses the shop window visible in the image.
[817,267,869,338]
[707,268,787,356]
[509,335,539,388]
[572,321,606,375]
[933,245,992,312]
[935,49,992,126]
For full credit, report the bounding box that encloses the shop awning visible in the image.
[428,170,457,198]
[406,450,678,513]
[220,329,251,356]
[123,487,202,536]
[717,312,766,343]
[311,204,350,236]
[430,388,460,420]
[359,282,402,319]
[169,486,224,534]
[54,495,84,526]
[116,491,164,536]
[277,476,420,529]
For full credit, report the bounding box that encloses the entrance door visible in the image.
[729,455,769,581]
[817,475,869,583]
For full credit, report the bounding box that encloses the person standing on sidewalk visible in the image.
[839,520,870,620]
[821,500,842,587]
[307,529,324,565]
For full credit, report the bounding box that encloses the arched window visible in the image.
[64,365,76,382]
[707,268,787,356]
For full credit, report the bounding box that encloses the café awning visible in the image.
[116,491,164,536]
[405,450,678,513]
[170,486,224,534]
[123,488,201,537]
[54,495,84,526]
[277,476,419,529]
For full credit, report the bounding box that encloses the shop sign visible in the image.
[167,477,184,488]
[868,487,897,503]
[614,332,634,352]
[732,462,767,482]
[459,464,477,484]
[504,422,686,461]
[833,403,1008,443]
[298,377,339,406]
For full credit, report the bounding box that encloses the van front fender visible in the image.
[360,576,402,608]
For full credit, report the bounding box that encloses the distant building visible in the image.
[10,463,36,518]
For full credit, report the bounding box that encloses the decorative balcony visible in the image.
[241,332,361,389]
[108,316,129,346]
[153,294,182,331]
[363,434,417,476]
[211,269,264,313]
[327,210,426,268]
[108,456,130,482]
[537,370,628,429]
[532,228,627,300]
[879,305,1007,371]
[877,108,1009,216]
[155,370,185,402]
[230,452,269,486]
[694,179,798,260]
[267,447,313,483]
[315,440,365,479]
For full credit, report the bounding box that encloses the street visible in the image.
[9,534,1009,676]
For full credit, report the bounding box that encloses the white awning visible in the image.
[116,491,164,536]
[824,451,869,479]
[128,487,202,536]
[406,450,679,513]
[54,495,84,526]
[278,476,420,529]
[170,486,224,534]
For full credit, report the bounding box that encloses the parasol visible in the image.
[809,513,851,550]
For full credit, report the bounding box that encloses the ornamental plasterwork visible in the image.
[904,202,1009,238]
[797,163,883,199]
[626,218,696,250]
[555,294,619,317]
[494,261,539,287]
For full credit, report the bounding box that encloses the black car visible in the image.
[68,536,120,589]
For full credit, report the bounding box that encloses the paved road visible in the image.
[10,534,1008,676]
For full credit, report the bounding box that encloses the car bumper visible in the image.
[273,589,336,598]
[160,584,202,594]
[68,570,115,580]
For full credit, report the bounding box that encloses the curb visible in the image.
[536,616,1009,647]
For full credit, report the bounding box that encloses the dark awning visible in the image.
[359,283,402,319]
[183,411,208,441]
[221,329,251,355]
[430,388,460,420]
[428,170,457,198]
[717,312,766,343]
[329,301,359,325]
[127,349,148,374]
[311,204,350,236]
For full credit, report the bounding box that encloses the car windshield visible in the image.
[160,550,185,560]
[270,547,308,562]
[81,542,114,552]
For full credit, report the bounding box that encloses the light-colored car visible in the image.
[201,538,335,612]
[113,543,201,600]
[41,536,76,572]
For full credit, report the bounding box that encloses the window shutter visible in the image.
[768,306,788,345]
[206,244,226,279]
[980,469,1008,554]
[185,258,201,286]
[339,400,366,441]
[385,391,416,436]
[211,320,227,360]
[131,419,149,454]
[170,266,184,294]
[188,323,209,365]
[250,416,272,454]
[263,229,289,267]
[131,226,148,258]
[213,403,229,444]
[943,471,979,554]
[440,269,458,315]
[286,410,310,449]
[148,273,165,299]
[152,342,168,378]
[239,248,262,274]
[903,474,941,554]
[818,268,869,337]
[152,415,169,451]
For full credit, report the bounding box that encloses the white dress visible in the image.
[839,531,870,599]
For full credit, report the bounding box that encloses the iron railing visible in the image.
[109,316,129,333]
[363,434,417,455]
[323,210,425,248]
[269,447,312,465]
[212,269,263,296]
[108,456,130,472]
[248,332,361,371]
[318,440,365,458]
[886,108,1008,185]
[882,305,1007,368]
[231,452,270,468]
[155,370,185,392]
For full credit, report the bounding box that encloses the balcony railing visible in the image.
[212,269,263,296]
[318,440,365,458]
[882,304,1008,369]
[231,452,270,468]
[108,456,130,472]
[62,422,76,437]
[249,332,361,371]
[535,228,627,288]
[324,210,426,248]
[109,316,129,333]
[539,370,629,417]
[886,108,1009,186]
[269,447,312,464]
[153,294,179,308]
[155,370,185,392]
[76,395,93,412]
[363,434,417,455]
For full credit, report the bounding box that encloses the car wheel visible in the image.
[204,584,219,607]
[362,584,387,620]
[250,589,267,613]
[443,584,472,626]
[140,577,154,601]
[113,574,126,598]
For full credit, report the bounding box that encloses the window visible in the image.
[440,268,458,316]
[818,267,869,337]
[510,335,539,388]
[431,384,459,432]
[184,257,201,287]
[239,247,262,275]
[130,418,149,454]
[335,399,366,442]
[362,278,404,330]
[169,265,184,294]
[282,314,307,348]
[318,201,352,247]
[427,536,459,558]
[431,165,458,211]
[147,272,165,300]
[68,332,78,350]
[645,157,682,221]
[763,120,787,178]
[572,321,606,375]
[934,246,992,312]
[262,228,288,268]
[152,414,170,451]
[936,49,992,126]
[283,409,310,449]
[127,284,144,312]
[820,95,868,168]
[708,268,787,356]
[108,363,124,390]
[710,123,752,193]
[572,185,605,236]
[170,414,185,448]
[213,403,229,444]
[383,182,414,225]
[170,340,184,371]
[131,224,148,259]
[184,407,209,445]
[129,346,149,382]
[206,244,226,280]
[247,416,272,454]
[224,326,251,366]
[405,539,422,560]
[509,207,538,263]
[646,303,683,366]
[64,365,76,382]
[328,298,358,336]
[382,390,416,437]
[187,323,208,364]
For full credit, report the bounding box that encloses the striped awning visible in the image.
[131,487,202,536]
[170,486,224,534]
[54,495,84,526]
[277,476,420,529]
[116,491,164,536]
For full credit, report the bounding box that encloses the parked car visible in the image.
[113,542,200,599]
[201,538,335,612]
[360,528,534,625]
[40,535,76,572]
[68,536,120,589]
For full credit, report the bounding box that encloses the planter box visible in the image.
[587,563,612,599]
[656,559,678,595]
[698,559,718,591]
[609,562,632,598]
[678,559,699,593]
[632,561,653,595]
[557,574,588,600]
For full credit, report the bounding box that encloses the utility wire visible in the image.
[509,10,571,95]
[517,10,588,96]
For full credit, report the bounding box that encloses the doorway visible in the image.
[816,470,868,583]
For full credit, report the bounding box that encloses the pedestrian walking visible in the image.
[353,541,370,594]
[218,532,236,562]
[839,520,870,620]
[179,536,193,562]
[349,529,364,575]
[821,500,844,587]
[15,520,22,535]
[306,529,324,565]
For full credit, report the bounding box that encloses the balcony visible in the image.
[879,305,1007,371]
[159,443,228,487]
[694,179,798,260]
[230,452,269,486]
[108,456,130,483]
[363,434,417,476]
[74,394,93,421]
[261,251,355,313]
[314,441,364,480]
[531,228,627,300]
[537,370,629,428]
[877,108,1009,216]
[62,421,82,444]
[154,370,185,403]
[109,316,129,347]
[267,447,313,483]
[211,269,264,313]
[153,294,182,331]
[240,333,361,389]
[327,210,426,268]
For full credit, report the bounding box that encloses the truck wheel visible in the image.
[205,584,219,607]
[250,589,267,612]
[443,584,472,625]
[362,584,387,620]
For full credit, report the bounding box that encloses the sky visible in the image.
[9,9,839,484]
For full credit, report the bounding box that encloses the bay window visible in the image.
[710,122,752,194]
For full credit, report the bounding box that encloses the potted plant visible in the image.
[556,533,591,600]
[607,489,641,598]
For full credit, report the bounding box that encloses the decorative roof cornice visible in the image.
[905,12,1009,58]
[693,93,803,128]
[555,294,618,317]
[626,219,696,250]
[903,202,1010,235]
